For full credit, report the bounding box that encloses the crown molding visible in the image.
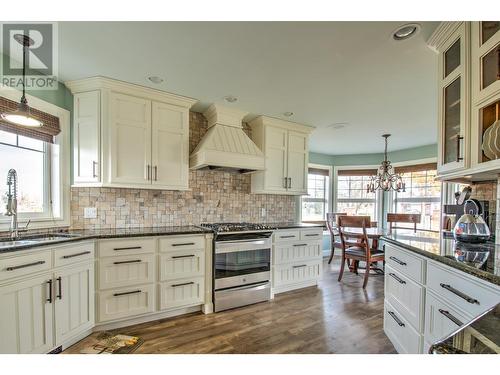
[427,21,464,52]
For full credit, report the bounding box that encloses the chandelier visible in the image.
[367,134,406,193]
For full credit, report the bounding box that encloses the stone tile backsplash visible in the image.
[70,111,296,229]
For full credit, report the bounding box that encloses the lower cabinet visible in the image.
[272,228,323,294]
[0,274,54,354]
[159,277,204,310]
[97,284,156,322]
[384,301,422,354]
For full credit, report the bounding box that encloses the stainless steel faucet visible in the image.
[5,169,18,239]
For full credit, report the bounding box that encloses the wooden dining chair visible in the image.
[325,212,347,264]
[386,213,421,233]
[337,215,385,289]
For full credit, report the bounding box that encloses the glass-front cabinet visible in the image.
[435,22,470,176]
[470,21,500,173]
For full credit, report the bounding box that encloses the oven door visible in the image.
[214,237,271,290]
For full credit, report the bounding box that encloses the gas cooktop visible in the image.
[199,222,276,233]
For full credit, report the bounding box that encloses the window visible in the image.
[393,167,441,231]
[301,167,330,221]
[0,130,49,216]
[336,173,378,220]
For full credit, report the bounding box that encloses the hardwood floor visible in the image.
[65,256,396,354]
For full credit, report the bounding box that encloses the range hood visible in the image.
[189,104,265,173]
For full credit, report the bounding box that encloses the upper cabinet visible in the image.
[429,22,471,177]
[249,116,313,195]
[67,77,196,190]
[430,22,500,181]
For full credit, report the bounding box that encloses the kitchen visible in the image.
[0,4,499,373]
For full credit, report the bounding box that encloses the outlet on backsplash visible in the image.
[84,207,97,219]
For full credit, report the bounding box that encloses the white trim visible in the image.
[300,163,332,222]
[0,85,71,231]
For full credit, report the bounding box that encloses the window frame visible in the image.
[334,165,383,223]
[0,87,71,231]
[300,163,332,223]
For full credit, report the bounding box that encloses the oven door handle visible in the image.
[216,239,270,245]
[218,281,270,292]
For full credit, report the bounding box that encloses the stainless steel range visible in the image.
[200,223,275,312]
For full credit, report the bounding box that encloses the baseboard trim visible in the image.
[273,280,318,295]
[94,305,202,331]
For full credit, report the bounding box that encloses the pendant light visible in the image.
[1,34,43,128]
[367,134,406,193]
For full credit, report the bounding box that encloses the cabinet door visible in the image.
[0,274,54,353]
[437,23,470,175]
[264,126,288,192]
[159,277,204,310]
[286,131,308,194]
[54,263,95,346]
[151,101,189,189]
[109,92,152,186]
[74,91,101,183]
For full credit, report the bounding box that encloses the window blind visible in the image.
[0,96,61,144]
[308,167,330,177]
[394,162,437,174]
[337,168,378,176]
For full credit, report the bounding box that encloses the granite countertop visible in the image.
[429,303,500,354]
[382,229,500,286]
[0,225,213,254]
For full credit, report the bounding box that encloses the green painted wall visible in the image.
[309,143,437,167]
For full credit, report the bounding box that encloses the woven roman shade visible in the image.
[308,167,330,176]
[337,168,378,176]
[394,162,437,174]
[0,96,61,143]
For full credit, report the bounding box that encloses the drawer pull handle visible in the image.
[438,309,463,326]
[62,251,91,259]
[389,256,407,266]
[280,235,295,239]
[56,276,62,300]
[113,259,142,265]
[172,242,195,247]
[172,254,196,259]
[388,311,405,327]
[172,281,195,287]
[293,244,308,247]
[304,234,319,237]
[113,246,142,251]
[389,273,406,284]
[6,260,45,271]
[293,264,307,268]
[113,290,141,297]
[46,279,53,303]
[440,283,480,305]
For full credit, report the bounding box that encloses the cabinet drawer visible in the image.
[98,238,156,258]
[159,277,204,310]
[274,242,321,265]
[54,242,94,267]
[273,260,322,287]
[426,261,500,318]
[159,235,205,253]
[274,230,300,242]
[0,250,52,281]
[97,283,155,322]
[384,300,422,354]
[424,290,469,346]
[159,250,204,281]
[98,253,155,290]
[385,243,425,284]
[385,265,425,332]
[299,229,323,241]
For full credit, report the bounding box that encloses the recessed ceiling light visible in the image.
[224,95,238,103]
[283,112,294,117]
[392,23,421,41]
[147,76,164,84]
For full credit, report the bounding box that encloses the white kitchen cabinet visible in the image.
[249,116,313,195]
[151,101,189,189]
[73,90,101,184]
[159,277,205,310]
[54,262,95,346]
[109,92,152,187]
[0,274,54,354]
[66,77,196,190]
[98,253,155,290]
[272,228,323,294]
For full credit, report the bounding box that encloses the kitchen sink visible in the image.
[0,233,81,248]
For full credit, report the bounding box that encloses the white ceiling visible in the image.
[58,21,440,155]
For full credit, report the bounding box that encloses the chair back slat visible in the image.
[337,215,371,247]
[386,213,421,232]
